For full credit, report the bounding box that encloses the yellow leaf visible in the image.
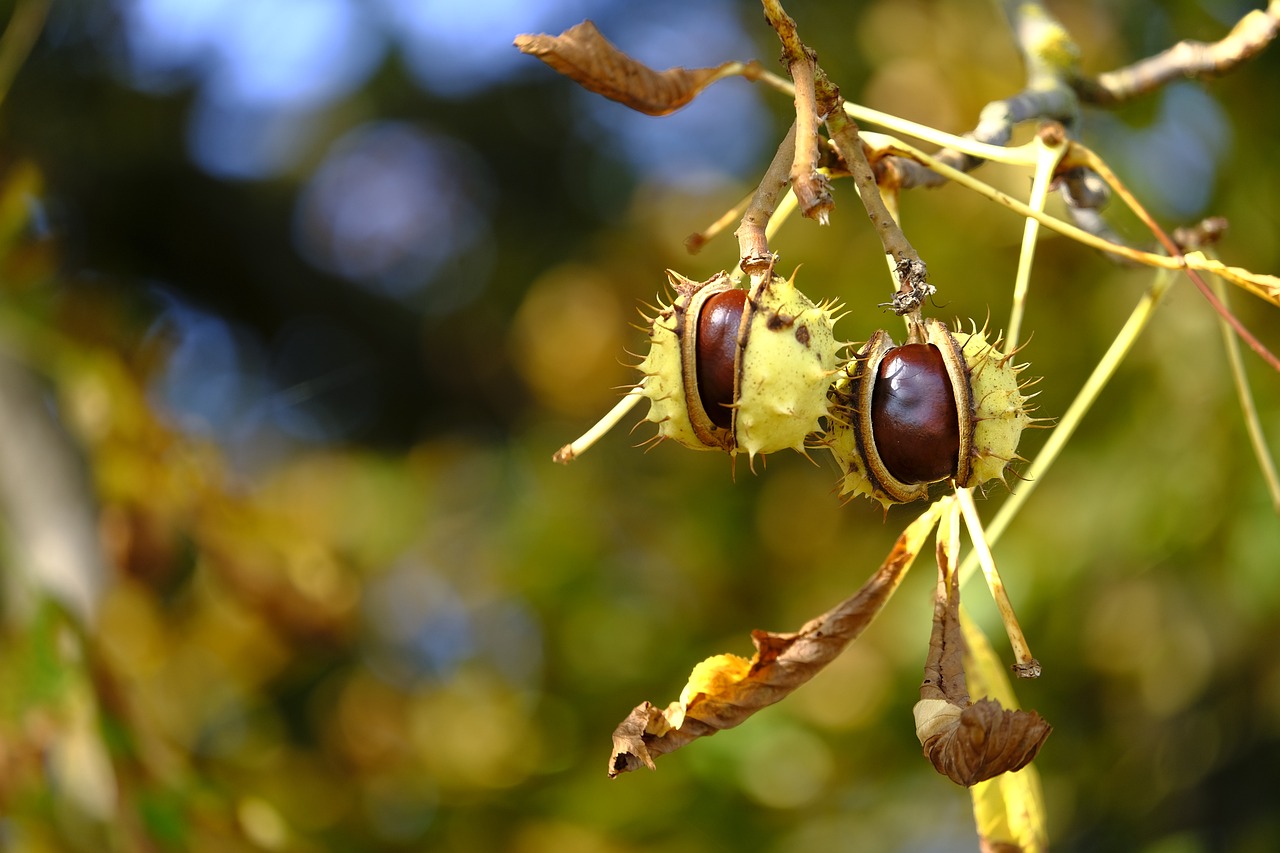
[971,766,1049,853]
[681,654,753,706]
[962,614,1050,852]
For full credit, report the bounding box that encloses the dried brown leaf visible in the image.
[916,698,1052,788]
[514,20,751,116]
[608,500,944,778]
[915,501,1051,787]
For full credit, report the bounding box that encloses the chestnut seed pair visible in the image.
[559,270,1032,508]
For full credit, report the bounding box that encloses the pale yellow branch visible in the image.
[1007,134,1066,351]
[956,487,1039,678]
[554,386,646,463]
[1211,277,1280,515]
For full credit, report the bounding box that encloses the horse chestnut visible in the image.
[828,318,1031,508]
[635,269,843,460]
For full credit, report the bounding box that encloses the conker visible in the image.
[827,318,1032,508]
[695,288,747,430]
[871,343,960,485]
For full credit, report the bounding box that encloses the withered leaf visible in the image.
[514,20,752,116]
[915,508,1051,787]
[916,698,1052,788]
[608,500,944,778]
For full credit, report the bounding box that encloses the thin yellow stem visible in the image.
[747,67,1045,166]
[1075,144,1280,368]
[744,65,1280,308]
[553,386,646,463]
[745,64,1280,314]
[869,135,1175,267]
[956,487,1040,678]
[938,493,959,586]
[686,191,754,254]
[1007,136,1063,351]
[768,185,799,242]
[1212,277,1280,514]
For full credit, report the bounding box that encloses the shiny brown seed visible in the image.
[870,343,960,484]
[695,288,747,430]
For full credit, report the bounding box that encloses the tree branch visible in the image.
[826,106,932,317]
[734,121,797,275]
[762,0,834,223]
[1071,1,1280,106]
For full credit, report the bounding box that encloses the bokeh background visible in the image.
[0,0,1278,851]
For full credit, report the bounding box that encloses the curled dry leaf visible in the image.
[608,500,944,778]
[515,20,752,116]
[915,499,1051,787]
[916,698,1052,789]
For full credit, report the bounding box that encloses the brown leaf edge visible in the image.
[514,20,754,116]
[608,500,944,778]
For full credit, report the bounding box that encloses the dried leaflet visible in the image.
[609,500,943,777]
[915,503,1051,788]
[514,20,750,117]
[919,698,1050,788]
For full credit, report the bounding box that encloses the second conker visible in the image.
[828,318,1032,508]
[871,343,961,485]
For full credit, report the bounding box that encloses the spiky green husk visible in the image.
[957,326,1031,489]
[636,283,701,449]
[736,272,841,458]
[637,270,841,459]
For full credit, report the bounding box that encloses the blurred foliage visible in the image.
[0,1,1278,852]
